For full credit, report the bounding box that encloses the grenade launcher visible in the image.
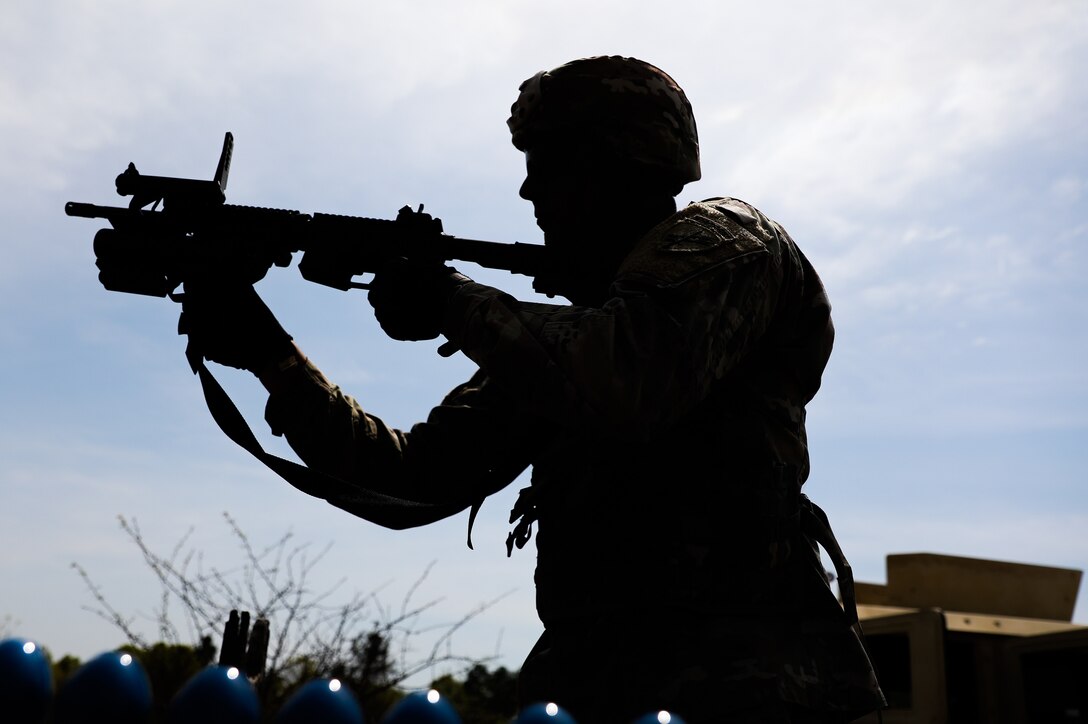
[65,132,556,297]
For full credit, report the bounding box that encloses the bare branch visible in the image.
[71,561,148,648]
[73,512,506,707]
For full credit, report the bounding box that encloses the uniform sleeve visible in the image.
[441,199,785,442]
[264,359,537,508]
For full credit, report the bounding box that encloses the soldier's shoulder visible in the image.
[616,197,778,288]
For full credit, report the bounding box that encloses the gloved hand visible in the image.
[367,257,471,341]
[178,283,295,373]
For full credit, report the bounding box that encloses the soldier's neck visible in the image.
[564,195,678,306]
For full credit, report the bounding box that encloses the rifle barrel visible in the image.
[65,201,113,219]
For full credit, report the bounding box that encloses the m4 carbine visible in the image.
[66,132,555,298]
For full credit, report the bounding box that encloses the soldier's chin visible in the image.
[542,228,589,255]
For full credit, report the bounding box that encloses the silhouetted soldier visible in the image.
[181,56,885,723]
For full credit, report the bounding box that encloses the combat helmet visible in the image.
[507,56,701,187]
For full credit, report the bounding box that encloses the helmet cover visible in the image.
[507,56,701,185]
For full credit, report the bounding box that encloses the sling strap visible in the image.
[189,351,468,531]
[800,494,859,626]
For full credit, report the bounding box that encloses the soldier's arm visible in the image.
[260,356,537,507]
[441,201,786,441]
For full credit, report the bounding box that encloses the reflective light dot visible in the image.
[426,689,440,704]
[22,641,36,654]
[657,712,671,724]
[119,653,133,666]
[227,667,240,680]
[546,702,559,716]
[328,679,342,692]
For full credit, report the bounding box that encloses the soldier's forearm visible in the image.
[256,341,309,395]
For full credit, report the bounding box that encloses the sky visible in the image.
[1,0,1086,682]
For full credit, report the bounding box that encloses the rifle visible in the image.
[66,132,556,297]
[65,133,545,533]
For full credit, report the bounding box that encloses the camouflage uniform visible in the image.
[264,196,883,723]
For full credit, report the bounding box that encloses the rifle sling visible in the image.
[800,495,859,626]
[191,356,469,531]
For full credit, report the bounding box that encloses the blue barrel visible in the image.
[276,678,364,724]
[517,700,578,723]
[632,711,688,724]
[381,689,461,723]
[168,665,260,724]
[53,650,152,723]
[0,638,53,724]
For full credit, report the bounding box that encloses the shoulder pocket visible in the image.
[617,202,769,288]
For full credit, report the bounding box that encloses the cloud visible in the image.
[701,2,1085,222]
[1051,174,1085,204]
